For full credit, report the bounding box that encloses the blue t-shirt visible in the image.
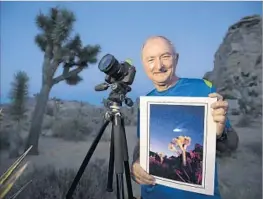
[137,78,231,199]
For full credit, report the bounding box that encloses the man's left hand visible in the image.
[209,93,228,137]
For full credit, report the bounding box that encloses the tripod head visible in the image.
[94,54,136,109]
[95,81,134,108]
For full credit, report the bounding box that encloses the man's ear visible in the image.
[176,53,179,61]
[174,53,179,65]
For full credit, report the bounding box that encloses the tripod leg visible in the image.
[116,174,125,199]
[121,118,135,199]
[113,113,125,199]
[107,122,115,192]
[66,120,110,199]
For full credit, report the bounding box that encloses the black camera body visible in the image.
[98,54,136,85]
[96,54,136,107]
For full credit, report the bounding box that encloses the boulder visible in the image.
[204,15,262,116]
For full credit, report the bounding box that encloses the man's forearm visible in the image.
[132,140,140,164]
[216,126,239,153]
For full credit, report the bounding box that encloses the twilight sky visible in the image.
[149,104,205,157]
[1,1,262,104]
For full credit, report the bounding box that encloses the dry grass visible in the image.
[6,158,117,199]
[235,114,251,127]
[52,117,94,141]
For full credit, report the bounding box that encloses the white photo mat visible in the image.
[139,96,217,196]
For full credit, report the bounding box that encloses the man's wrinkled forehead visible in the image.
[141,36,176,56]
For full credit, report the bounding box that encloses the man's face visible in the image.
[142,38,178,86]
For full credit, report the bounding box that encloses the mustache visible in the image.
[154,68,168,73]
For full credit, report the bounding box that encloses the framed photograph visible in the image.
[139,96,217,196]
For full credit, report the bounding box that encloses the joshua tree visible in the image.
[8,71,29,158]
[168,136,191,166]
[25,7,101,155]
[51,97,62,119]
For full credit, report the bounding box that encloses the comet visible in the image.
[173,128,182,132]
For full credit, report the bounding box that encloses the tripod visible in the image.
[66,98,135,199]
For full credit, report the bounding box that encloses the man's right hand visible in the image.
[131,160,156,185]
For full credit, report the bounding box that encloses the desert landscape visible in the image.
[0,103,262,199]
[0,4,262,199]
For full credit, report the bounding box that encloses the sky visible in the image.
[1,1,262,105]
[149,104,205,157]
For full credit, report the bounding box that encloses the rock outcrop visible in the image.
[204,15,262,116]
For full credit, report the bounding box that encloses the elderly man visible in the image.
[131,36,239,199]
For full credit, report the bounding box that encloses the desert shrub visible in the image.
[0,126,9,150]
[0,119,29,151]
[22,120,31,131]
[99,126,111,142]
[244,141,262,157]
[121,107,137,126]
[52,117,94,141]
[45,104,54,116]
[42,116,53,130]
[231,109,240,115]
[235,114,251,127]
[7,158,117,199]
[91,117,101,125]
[0,119,15,150]
[0,111,8,150]
[124,115,132,126]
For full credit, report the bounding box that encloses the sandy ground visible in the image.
[0,115,262,199]
[217,115,262,199]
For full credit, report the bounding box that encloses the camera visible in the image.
[95,54,136,107]
[98,54,136,85]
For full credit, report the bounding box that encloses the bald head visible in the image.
[141,35,177,57]
[140,35,179,91]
